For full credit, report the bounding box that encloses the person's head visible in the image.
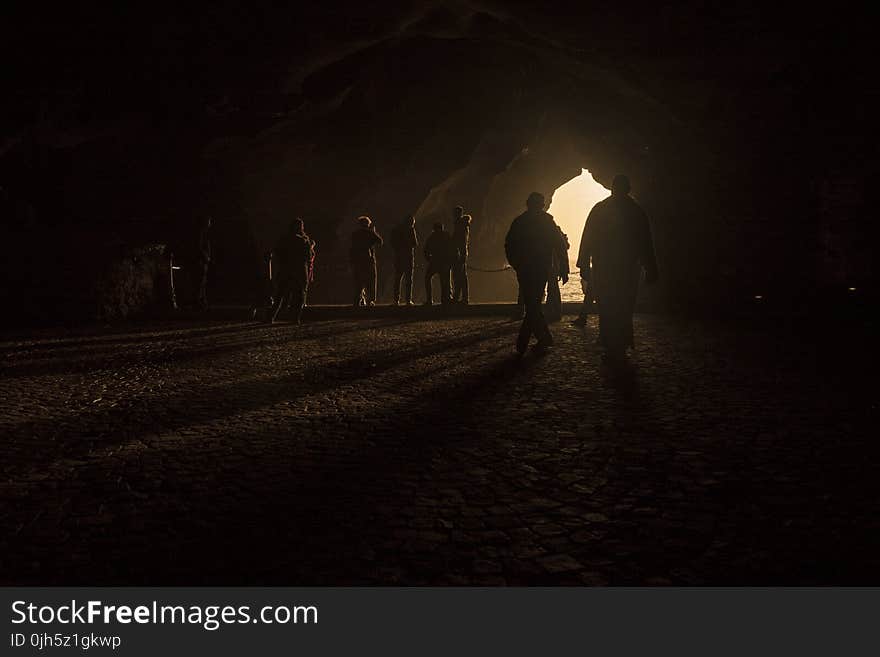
[526,192,545,211]
[357,215,372,228]
[461,213,472,226]
[291,218,305,234]
[203,216,213,229]
[611,174,631,197]
[452,206,464,220]
[405,215,415,227]
[433,222,444,232]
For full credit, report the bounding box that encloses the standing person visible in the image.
[504,192,567,354]
[390,215,418,305]
[451,207,471,304]
[350,215,383,307]
[197,216,212,309]
[545,225,570,322]
[268,218,313,324]
[577,174,658,362]
[423,222,455,305]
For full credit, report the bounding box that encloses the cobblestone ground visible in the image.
[1,313,877,585]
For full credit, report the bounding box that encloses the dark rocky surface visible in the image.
[1,313,877,584]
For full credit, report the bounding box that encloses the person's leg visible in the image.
[511,284,525,320]
[546,276,561,322]
[622,287,638,350]
[598,295,625,360]
[353,266,364,307]
[450,265,458,302]
[424,266,434,305]
[440,266,452,304]
[269,279,290,322]
[460,263,469,304]
[451,263,462,302]
[368,259,378,305]
[198,263,209,308]
[572,294,589,325]
[515,272,536,353]
[393,262,403,304]
[523,274,552,347]
[292,278,307,324]
[404,258,414,303]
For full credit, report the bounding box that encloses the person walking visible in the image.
[504,193,568,354]
[576,174,658,362]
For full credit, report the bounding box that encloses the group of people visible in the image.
[505,175,658,359]
[347,207,473,307]
[263,173,658,362]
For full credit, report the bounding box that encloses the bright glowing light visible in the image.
[848,287,857,291]
[754,295,763,300]
[547,169,609,268]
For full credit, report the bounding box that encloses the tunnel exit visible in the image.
[547,169,609,301]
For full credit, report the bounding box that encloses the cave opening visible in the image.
[547,169,610,302]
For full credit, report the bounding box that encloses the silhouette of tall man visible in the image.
[505,192,567,354]
[350,216,383,307]
[577,174,658,361]
[391,215,418,305]
[269,218,313,324]
[423,222,456,305]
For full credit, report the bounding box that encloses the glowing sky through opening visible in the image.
[547,169,609,267]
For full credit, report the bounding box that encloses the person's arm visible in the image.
[372,229,383,247]
[410,228,418,248]
[504,220,519,269]
[559,247,570,283]
[576,209,595,280]
[554,223,570,282]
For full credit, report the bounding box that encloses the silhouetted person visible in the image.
[505,192,567,354]
[391,215,418,305]
[269,218,313,324]
[423,222,456,305]
[293,238,317,309]
[350,216,383,307]
[545,225,570,322]
[452,207,471,304]
[577,174,658,361]
[197,216,212,309]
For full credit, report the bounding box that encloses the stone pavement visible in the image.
[1,313,877,585]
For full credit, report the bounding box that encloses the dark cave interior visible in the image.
[1,2,875,319]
